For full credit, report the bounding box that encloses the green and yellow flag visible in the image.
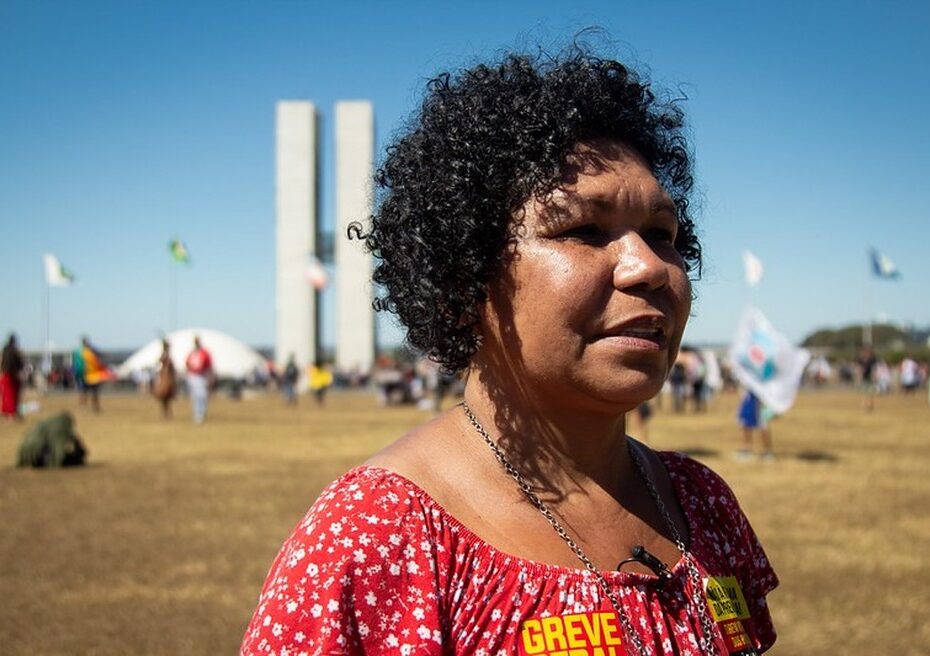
[168,239,191,264]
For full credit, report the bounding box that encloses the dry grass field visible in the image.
[1,388,927,655]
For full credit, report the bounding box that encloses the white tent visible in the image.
[116,328,267,380]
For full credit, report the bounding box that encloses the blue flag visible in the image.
[870,248,900,279]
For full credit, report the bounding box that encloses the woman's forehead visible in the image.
[529,146,675,219]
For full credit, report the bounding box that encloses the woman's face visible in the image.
[478,141,692,414]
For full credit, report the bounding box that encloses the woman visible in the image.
[243,46,777,655]
[185,336,213,424]
[79,336,112,413]
[1,333,25,419]
[308,360,333,406]
[153,339,177,418]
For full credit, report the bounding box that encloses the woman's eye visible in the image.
[557,224,606,243]
[644,227,676,244]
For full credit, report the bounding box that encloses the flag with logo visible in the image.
[727,306,810,414]
[43,253,75,287]
[168,239,191,264]
[870,248,899,279]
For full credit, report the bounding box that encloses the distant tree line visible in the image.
[802,324,930,363]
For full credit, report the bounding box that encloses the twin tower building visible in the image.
[275,100,375,375]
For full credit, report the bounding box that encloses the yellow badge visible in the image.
[703,576,750,622]
[519,612,624,655]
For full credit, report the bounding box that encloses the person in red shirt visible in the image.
[1,333,24,419]
[243,44,777,656]
[185,336,213,424]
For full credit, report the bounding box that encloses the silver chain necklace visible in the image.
[461,402,718,656]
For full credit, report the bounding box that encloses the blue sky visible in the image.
[2,1,928,352]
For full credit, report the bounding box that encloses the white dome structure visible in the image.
[117,328,267,380]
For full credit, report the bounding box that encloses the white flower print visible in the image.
[241,460,776,656]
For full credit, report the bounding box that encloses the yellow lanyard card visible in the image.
[703,576,750,622]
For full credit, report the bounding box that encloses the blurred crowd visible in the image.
[4,331,928,425]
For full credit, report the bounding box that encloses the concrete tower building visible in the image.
[275,101,319,371]
[334,101,375,373]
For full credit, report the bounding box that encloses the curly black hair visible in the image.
[358,45,700,372]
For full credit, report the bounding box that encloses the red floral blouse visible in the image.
[242,452,777,655]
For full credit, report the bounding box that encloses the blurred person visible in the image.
[857,346,878,411]
[79,336,112,413]
[1,333,25,420]
[434,368,459,413]
[686,347,707,412]
[735,390,776,462]
[185,336,213,423]
[807,355,832,387]
[874,359,892,395]
[281,355,299,405]
[16,410,87,468]
[371,355,403,406]
[71,343,86,405]
[131,367,152,394]
[900,357,919,393]
[307,360,333,406]
[414,356,440,411]
[669,359,687,412]
[152,339,177,418]
[263,359,278,390]
[243,44,777,655]
[630,401,653,443]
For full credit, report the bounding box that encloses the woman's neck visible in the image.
[462,367,635,500]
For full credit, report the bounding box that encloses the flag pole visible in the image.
[43,275,51,389]
[863,259,873,347]
[170,258,178,331]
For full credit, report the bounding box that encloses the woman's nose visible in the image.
[612,233,670,291]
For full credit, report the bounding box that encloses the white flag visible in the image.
[742,250,764,287]
[305,254,329,290]
[727,306,810,414]
[43,253,75,287]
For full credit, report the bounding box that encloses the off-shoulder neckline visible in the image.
[341,450,701,586]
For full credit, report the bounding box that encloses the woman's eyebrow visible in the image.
[650,196,677,216]
[573,192,676,216]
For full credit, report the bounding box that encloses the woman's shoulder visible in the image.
[243,467,451,654]
[656,450,758,539]
[250,467,451,619]
[299,465,444,538]
[658,450,738,500]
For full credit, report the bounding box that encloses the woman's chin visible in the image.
[569,377,663,415]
